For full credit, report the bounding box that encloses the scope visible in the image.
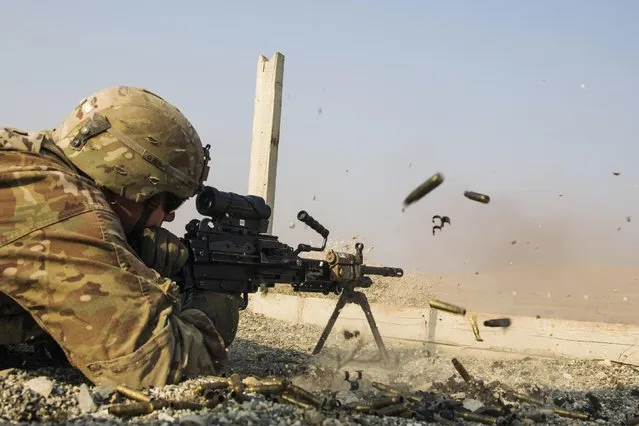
[196,186,271,221]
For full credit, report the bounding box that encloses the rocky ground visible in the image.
[2,308,639,425]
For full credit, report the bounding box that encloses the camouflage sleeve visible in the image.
[0,127,45,152]
[0,151,227,389]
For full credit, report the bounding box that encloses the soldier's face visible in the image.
[110,194,176,234]
[147,203,176,226]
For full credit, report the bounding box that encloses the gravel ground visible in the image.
[2,308,639,425]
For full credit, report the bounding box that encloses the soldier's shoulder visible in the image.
[0,127,49,153]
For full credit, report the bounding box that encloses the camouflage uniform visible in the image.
[0,87,235,389]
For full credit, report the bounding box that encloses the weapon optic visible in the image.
[172,186,404,363]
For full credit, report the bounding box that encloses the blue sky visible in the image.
[2,1,638,272]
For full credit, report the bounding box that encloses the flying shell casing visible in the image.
[373,402,410,416]
[350,403,372,413]
[483,318,512,328]
[281,392,316,410]
[464,191,491,204]
[286,384,324,409]
[108,401,154,417]
[245,383,289,394]
[553,408,590,420]
[194,380,229,396]
[371,381,402,394]
[115,385,151,402]
[476,406,506,417]
[406,394,422,403]
[403,173,445,208]
[369,395,405,409]
[229,373,244,393]
[470,315,483,342]
[259,378,292,387]
[509,391,544,406]
[451,358,472,382]
[428,299,467,315]
[458,411,497,425]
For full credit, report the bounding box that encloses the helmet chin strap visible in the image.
[127,194,163,248]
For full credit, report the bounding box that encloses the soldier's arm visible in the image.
[0,160,227,389]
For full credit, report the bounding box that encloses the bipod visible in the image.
[312,286,391,365]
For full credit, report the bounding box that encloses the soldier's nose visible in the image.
[164,211,176,222]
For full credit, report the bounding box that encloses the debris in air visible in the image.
[626,216,632,223]
[432,215,450,227]
[289,222,295,229]
[344,370,363,391]
[343,329,360,340]
[464,191,490,204]
[432,215,450,236]
[613,172,621,176]
[402,172,444,211]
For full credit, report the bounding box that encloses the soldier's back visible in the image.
[0,126,112,348]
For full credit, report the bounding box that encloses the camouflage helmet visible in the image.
[52,86,210,203]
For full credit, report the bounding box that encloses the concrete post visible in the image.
[247,52,285,234]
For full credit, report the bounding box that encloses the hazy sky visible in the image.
[2,1,638,273]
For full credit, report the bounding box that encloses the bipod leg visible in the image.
[352,291,391,365]
[312,292,349,355]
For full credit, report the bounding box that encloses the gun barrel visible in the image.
[362,265,404,277]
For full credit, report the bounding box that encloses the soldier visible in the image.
[0,86,241,389]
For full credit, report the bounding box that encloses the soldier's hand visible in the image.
[184,291,242,347]
[137,226,189,278]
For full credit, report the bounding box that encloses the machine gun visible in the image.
[172,186,404,363]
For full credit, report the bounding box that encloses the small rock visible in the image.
[158,412,175,422]
[304,410,325,424]
[92,385,116,402]
[562,373,574,381]
[24,376,54,398]
[77,383,97,413]
[0,368,16,378]
[463,398,484,412]
[599,359,613,367]
[179,414,207,426]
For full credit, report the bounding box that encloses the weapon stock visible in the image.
[172,186,404,363]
